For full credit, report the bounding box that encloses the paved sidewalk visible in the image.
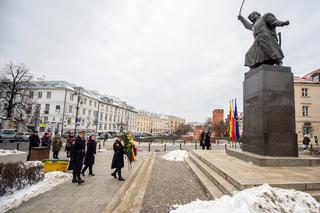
[8,145,145,213]
[140,153,208,213]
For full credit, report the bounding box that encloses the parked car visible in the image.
[0,129,17,142]
[98,132,112,140]
[16,132,32,142]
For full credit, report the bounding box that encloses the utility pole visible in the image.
[74,87,82,137]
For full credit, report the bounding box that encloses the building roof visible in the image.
[294,68,320,84]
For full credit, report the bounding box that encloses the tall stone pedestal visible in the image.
[242,64,298,156]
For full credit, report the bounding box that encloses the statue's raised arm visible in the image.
[238,11,290,69]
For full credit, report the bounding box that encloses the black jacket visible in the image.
[84,140,97,166]
[29,134,40,150]
[111,141,124,169]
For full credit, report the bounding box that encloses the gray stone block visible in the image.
[242,64,298,156]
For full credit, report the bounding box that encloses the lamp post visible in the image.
[74,87,82,137]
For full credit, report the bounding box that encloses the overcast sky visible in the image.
[1,0,319,122]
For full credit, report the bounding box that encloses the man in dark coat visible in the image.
[27,131,40,161]
[111,139,125,181]
[204,131,211,150]
[71,131,86,184]
[238,11,289,68]
[200,131,205,150]
[41,132,52,147]
[82,135,97,176]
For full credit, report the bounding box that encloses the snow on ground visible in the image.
[170,184,320,213]
[162,150,188,161]
[0,171,71,213]
[0,149,26,156]
[97,149,107,152]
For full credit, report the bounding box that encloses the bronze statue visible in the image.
[238,11,289,69]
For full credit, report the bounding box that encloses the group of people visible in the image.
[27,131,62,160]
[68,131,125,184]
[200,130,211,150]
[27,130,126,185]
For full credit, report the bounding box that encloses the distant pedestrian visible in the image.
[200,131,205,150]
[82,135,97,176]
[41,132,52,147]
[303,135,310,151]
[52,133,62,159]
[204,131,211,150]
[111,139,125,181]
[27,131,40,161]
[71,131,86,184]
[315,136,318,146]
[65,134,74,157]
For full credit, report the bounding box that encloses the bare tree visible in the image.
[203,117,213,132]
[0,62,33,120]
[174,124,194,136]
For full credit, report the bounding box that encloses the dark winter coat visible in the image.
[65,136,74,151]
[84,140,97,166]
[27,134,40,161]
[303,136,310,145]
[70,136,86,171]
[200,132,205,146]
[41,136,52,147]
[111,141,124,169]
[204,133,211,146]
[28,134,40,150]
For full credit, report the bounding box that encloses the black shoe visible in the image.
[89,173,95,176]
[72,178,77,183]
[78,179,85,185]
[81,171,85,176]
[118,177,125,181]
[111,172,117,179]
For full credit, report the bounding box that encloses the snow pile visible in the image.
[162,150,188,161]
[23,160,44,168]
[170,184,320,213]
[0,149,26,156]
[0,171,71,212]
[97,149,107,152]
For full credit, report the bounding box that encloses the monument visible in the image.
[238,11,298,156]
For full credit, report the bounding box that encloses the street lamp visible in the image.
[73,87,83,137]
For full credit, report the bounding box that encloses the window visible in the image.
[70,94,74,101]
[38,92,42,99]
[89,100,92,106]
[69,105,73,113]
[55,105,60,112]
[104,124,107,130]
[100,113,103,121]
[46,91,51,99]
[302,88,308,97]
[44,104,50,114]
[81,119,85,126]
[105,114,108,121]
[44,116,48,122]
[29,91,34,99]
[88,110,91,116]
[67,118,71,125]
[82,109,86,115]
[94,102,97,108]
[83,98,87,105]
[313,74,320,82]
[302,106,309,116]
[99,124,102,130]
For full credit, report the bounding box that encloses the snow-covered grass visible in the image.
[162,150,188,161]
[0,171,71,213]
[0,149,26,156]
[170,184,320,213]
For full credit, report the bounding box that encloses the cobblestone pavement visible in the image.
[7,143,145,213]
[140,153,208,213]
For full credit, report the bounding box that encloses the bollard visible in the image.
[184,139,186,145]
[180,143,182,150]
[235,142,237,149]
[195,140,197,150]
[99,143,101,150]
[225,143,227,150]
[164,144,166,152]
[16,143,20,151]
[148,143,151,152]
[103,141,105,146]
